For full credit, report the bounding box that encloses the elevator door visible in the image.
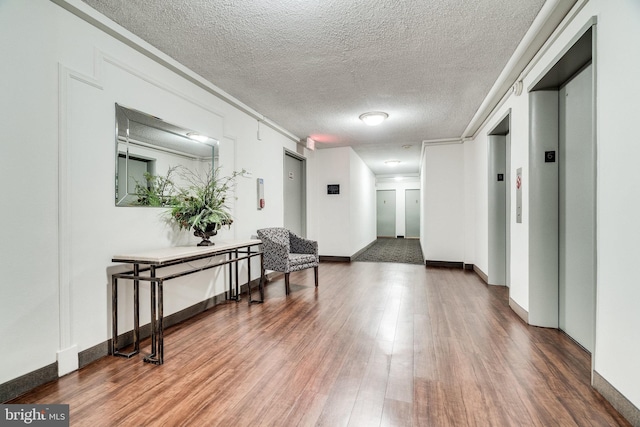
[488,134,508,286]
[559,63,595,352]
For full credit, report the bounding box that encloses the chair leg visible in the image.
[314,266,318,287]
[285,273,290,295]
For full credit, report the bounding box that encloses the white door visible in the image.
[404,189,420,238]
[376,190,396,237]
[284,152,305,236]
[558,63,595,352]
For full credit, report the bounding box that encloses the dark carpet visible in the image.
[353,238,424,265]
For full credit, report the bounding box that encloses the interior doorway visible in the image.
[527,25,595,353]
[376,190,396,237]
[488,112,511,287]
[283,151,306,237]
[404,189,420,238]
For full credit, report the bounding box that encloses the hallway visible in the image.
[353,238,424,265]
[11,262,628,426]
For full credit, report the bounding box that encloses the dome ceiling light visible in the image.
[359,111,389,126]
[384,160,401,166]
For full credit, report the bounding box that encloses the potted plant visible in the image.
[168,167,242,246]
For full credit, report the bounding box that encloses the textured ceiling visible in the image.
[82,0,546,175]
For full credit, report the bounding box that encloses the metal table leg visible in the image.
[248,249,264,304]
[112,265,140,358]
[144,266,162,364]
[235,249,239,300]
[133,265,140,354]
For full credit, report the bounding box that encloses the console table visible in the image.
[111,239,263,365]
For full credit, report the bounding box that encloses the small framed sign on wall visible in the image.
[327,184,340,195]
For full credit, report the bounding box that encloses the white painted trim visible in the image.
[55,43,244,373]
[57,64,103,364]
[462,0,581,139]
[49,0,300,143]
[98,50,226,124]
[57,345,79,376]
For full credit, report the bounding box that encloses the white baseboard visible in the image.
[57,345,79,376]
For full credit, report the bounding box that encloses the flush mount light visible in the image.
[359,111,389,126]
[186,132,209,143]
[385,160,401,166]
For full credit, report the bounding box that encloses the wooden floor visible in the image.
[12,262,629,426]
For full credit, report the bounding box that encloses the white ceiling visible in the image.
[81,0,549,176]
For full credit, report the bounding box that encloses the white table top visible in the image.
[112,239,262,264]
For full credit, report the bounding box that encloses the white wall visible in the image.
[315,147,376,257]
[315,147,351,257]
[0,0,61,386]
[463,0,640,412]
[0,0,310,385]
[349,150,377,255]
[590,0,640,409]
[421,144,465,262]
[376,178,421,238]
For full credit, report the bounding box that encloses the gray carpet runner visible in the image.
[353,238,424,265]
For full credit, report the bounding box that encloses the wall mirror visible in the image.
[115,103,218,207]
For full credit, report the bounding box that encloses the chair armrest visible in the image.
[259,237,290,272]
[290,233,318,256]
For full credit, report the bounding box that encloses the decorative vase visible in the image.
[193,224,218,246]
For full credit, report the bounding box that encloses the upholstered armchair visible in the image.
[257,227,319,295]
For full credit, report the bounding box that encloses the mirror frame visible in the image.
[115,103,218,207]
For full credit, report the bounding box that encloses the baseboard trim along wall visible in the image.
[0,363,58,403]
[424,260,464,269]
[593,370,640,426]
[473,265,489,283]
[320,256,351,262]
[349,239,378,261]
[0,275,270,403]
[509,297,529,324]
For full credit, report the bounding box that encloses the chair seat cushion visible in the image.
[289,253,317,272]
[289,253,317,265]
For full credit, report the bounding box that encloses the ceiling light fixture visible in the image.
[186,132,209,143]
[385,160,401,166]
[359,111,389,126]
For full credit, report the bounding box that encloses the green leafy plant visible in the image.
[168,167,242,234]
